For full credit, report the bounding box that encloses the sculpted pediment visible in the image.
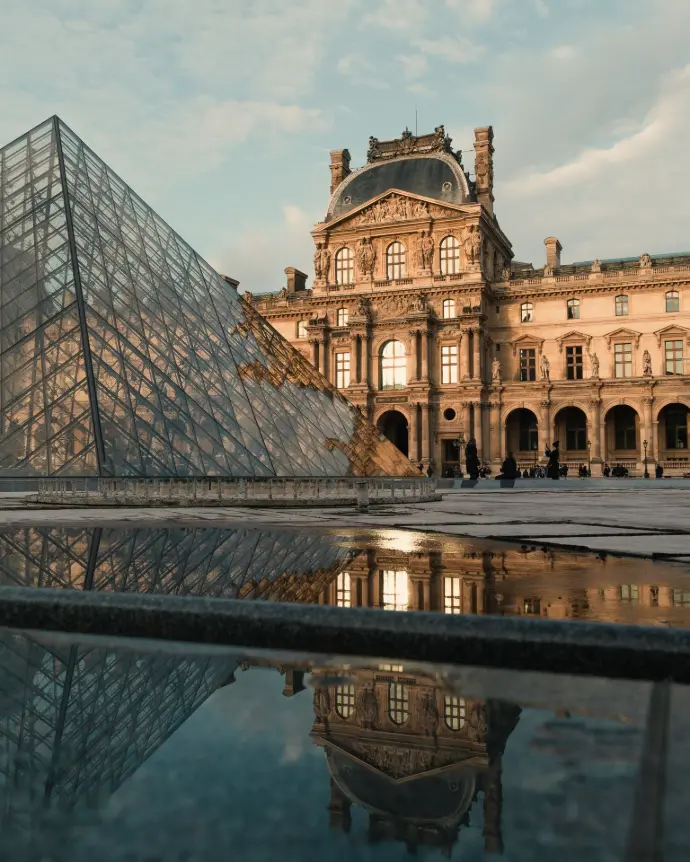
[556,330,592,352]
[654,324,690,347]
[325,190,467,231]
[604,328,641,349]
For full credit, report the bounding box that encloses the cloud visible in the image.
[336,54,390,88]
[396,53,429,80]
[412,36,486,63]
[363,0,429,31]
[212,204,317,294]
[533,0,549,16]
[445,0,494,23]
[550,44,577,61]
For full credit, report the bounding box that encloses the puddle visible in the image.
[1,523,689,627]
[0,628,682,861]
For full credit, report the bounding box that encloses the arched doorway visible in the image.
[604,405,639,465]
[553,406,588,462]
[658,402,689,465]
[505,408,539,465]
[377,410,409,457]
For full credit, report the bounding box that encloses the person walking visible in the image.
[465,438,480,480]
[546,441,560,480]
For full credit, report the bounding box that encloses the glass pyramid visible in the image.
[0,117,414,478]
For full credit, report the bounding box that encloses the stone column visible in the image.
[408,402,419,464]
[319,340,327,378]
[366,333,374,389]
[311,339,319,370]
[480,403,491,463]
[473,329,482,382]
[354,335,361,384]
[462,401,472,443]
[490,400,501,464]
[421,331,429,381]
[538,398,550,456]
[589,397,602,463]
[460,330,470,379]
[456,332,463,381]
[642,397,654,460]
[408,329,419,381]
[421,403,430,463]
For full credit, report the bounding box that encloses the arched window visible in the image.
[335,247,354,285]
[443,695,466,730]
[521,302,533,323]
[335,684,356,719]
[297,320,308,339]
[567,298,580,320]
[388,683,409,725]
[666,290,680,313]
[615,295,629,316]
[336,307,349,326]
[386,242,407,280]
[380,341,407,390]
[440,235,460,275]
[442,298,455,319]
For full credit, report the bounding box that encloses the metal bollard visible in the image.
[355,479,369,512]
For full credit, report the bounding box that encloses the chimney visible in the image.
[544,237,562,269]
[284,266,308,293]
[220,274,239,290]
[473,126,494,214]
[329,149,351,194]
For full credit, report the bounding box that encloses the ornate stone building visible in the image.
[254,125,690,475]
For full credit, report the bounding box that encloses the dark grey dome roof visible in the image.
[328,750,476,823]
[329,154,469,221]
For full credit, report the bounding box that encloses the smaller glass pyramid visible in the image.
[0,117,415,478]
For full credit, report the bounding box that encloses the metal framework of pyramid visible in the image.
[0,117,414,478]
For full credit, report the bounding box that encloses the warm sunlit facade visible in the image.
[254,125,690,475]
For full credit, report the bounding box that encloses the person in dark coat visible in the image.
[465,438,480,480]
[547,441,560,480]
[496,453,518,480]
[426,464,434,478]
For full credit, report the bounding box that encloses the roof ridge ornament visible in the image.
[367,125,455,163]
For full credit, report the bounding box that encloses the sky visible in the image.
[2,0,689,294]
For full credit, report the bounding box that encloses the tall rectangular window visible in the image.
[382,570,408,611]
[335,572,351,607]
[441,345,458,384]
[444,577,462,614]
[520,348,536,381]
[615,295,629,316]
[566,345,583,380]
[335,352,350,389]
[297,320,308,339]
[614,342,632,378]
[665,339,684,375]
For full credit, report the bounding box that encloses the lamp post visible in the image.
[643,438,649,479]
[587,439,591,476]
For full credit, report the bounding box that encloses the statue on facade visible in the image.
[367,136,380,161]
[540,353,550,381]
[354,295,371,320]
[589,352,600,378]
[313,686,330,722]
[356,236,376,276]
[417,230,435,270]
[314,243,325,279]
[643,349,652,376]
[491,357,501,384]
[591,259,602,273]
[640,252,652,268]
[243,290,253,303]
[410,293,427,313]
[278,287,288,299]
[462,225,482,265]
[543,263,554,277]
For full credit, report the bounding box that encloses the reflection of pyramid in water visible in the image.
[0,117,413,478]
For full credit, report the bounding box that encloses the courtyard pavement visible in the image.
[0,477,689,560]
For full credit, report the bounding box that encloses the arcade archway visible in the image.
[377,410,409,458]
[553,406,588,460]
[505,408,539,463]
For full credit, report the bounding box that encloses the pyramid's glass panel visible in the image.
[0,117,414,477]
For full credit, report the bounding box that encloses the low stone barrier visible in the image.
[30,476,440,508]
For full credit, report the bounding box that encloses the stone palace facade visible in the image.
[252,125,690,475]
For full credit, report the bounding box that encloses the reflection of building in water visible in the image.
[0,525,354,599]
[0,631,237,839]
[318,545,690,626]
[308,662,521,854]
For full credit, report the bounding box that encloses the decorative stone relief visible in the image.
[589,352,600,378]
[540,354,550,381]
[356,236,376,276]
[416,230,435,270]
[462,225,482,265]
[639,253,652,268]
[643,349,652,376]
[591,259,602,273]
[491,358,501,383]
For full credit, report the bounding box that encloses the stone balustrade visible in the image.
[32,476,440,508]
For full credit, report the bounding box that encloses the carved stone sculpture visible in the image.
[314,242,324,279]
[640,253,652,268]
[491,358,501,383]
[462,225,482,265]
[354,295,372,320]
[357,236,376,276]
[410,293,428,313]
[591,259,602,273]
[356,687,378,728]
[421,692,440,737]
[367,136,380,161]
[589,352,600,378]
[543,263,554,277]
[643,349,652,376]
[243,290,253,303]
[351,194,430,226]
[319,246,331,280]
[417,230,434,270]
[501,266,511,281]
[540,353,550,381]
[313,687,330,722]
